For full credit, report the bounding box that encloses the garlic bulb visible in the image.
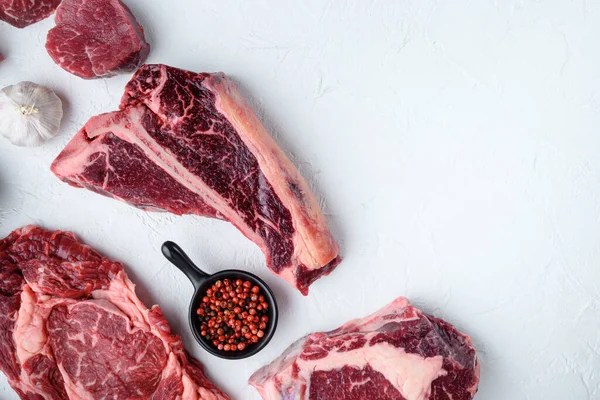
[0,82,63,147]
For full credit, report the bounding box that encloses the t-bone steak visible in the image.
[51,64,341,295]
[45,0,150,79]
[249,297,480,400]
[0,0,61,28]
[0,225,229,400]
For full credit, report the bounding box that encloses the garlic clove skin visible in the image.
[0,82,63,147]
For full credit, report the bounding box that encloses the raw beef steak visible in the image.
[0,225,229,400]
[250,297,479,400]
[52,64,341,295]
[0,0,61,28]
[45,0,149,79]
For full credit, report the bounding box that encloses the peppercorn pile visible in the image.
[198,278,270,352]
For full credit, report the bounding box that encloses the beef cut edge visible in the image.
[0,0,61,28]
[0,225,229,400]
[249,297,480,400]
[45,0,150,79]
[51,64,341,295]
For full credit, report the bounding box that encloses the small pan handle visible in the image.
[161,241,209,291]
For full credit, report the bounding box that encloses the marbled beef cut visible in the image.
[250,297,480,400]
[0,0,61,28]
[51,64,341,295]
[0,225,229,400]
[45,0,149,79]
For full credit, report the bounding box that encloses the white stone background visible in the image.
[1,0,600,399]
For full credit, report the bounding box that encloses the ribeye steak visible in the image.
[45,0,149,78]
[250,297,480,400]
[51,64,341,295]
[0,0,61,28]
[0,225,229,400]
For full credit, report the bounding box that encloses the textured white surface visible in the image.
[1,1,599,399]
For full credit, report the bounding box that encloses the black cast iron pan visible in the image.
[161,241,278,360]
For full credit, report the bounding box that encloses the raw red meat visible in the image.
[51,64,341,295]
[0,225,229,400]
[250,297,480,400]
[0,0,61,28]
[45,0,149,79]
